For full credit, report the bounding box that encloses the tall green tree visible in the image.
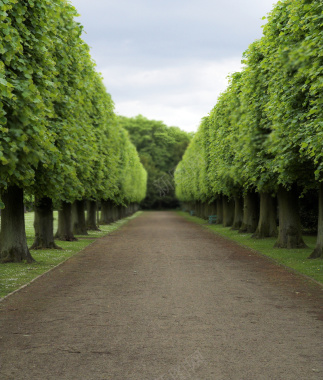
[0,0,64,262]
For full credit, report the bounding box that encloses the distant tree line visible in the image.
[119,115,192,209]
[0,0,147,263]
[175,0,323,258]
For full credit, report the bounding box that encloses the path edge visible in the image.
[177,211,323,289]
[0,212,142,303]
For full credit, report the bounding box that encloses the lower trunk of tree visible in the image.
[187,202,194,214]
[240,191,259,233]
[208,201,217,216]
[112,205,118,221]
[205,202,212,219]
[222,196,234,227]
[118,205,126,219]
[195,201,200,218]
[309,183,323,258]
[232,196,243,230]
[100,200,114,224]
[200,202,206,219]
[30,197,61,250]
[0,186,34,263]
[253,192,277,238]
[55,201,77,241]
[86,200,99,231]
[274,186,307,249]
[72,200,88,235]
[216,196,223,224]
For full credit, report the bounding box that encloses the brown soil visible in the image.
[0,211,322,379]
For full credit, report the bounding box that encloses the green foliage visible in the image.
[175,0,323,202]
[0,0,147,208]
[0,0,62,188]
[111,126,147,205]
[119,115,191,209]
[175,117,208,202]
[262,0,323,189]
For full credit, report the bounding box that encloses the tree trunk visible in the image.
[309,183,323,258]
[72,200,88,235]
[253,193,277,238]
[0,186,34,263]
[216,196,223,224]
[86,200,99,231]
[195,201,200,218]
[222,196,234,227]
[208,201,217,216]
[240,191,259,233]
[100,200,114,224]
[204,203,211,219]
[55,201,77,241]
[118,205,125,220]
[232,196,243,230]
[30,197,61,250]
[274,186,307,249]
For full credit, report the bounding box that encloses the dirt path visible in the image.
[0,211,322,380]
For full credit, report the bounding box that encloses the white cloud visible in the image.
[101,58,243,132]
[70,0,276,132]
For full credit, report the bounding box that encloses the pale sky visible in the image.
[70,0,277,132]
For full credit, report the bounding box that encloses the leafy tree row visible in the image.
[175,0,323,258]
[0,0,147,263]
[119,115,192,209]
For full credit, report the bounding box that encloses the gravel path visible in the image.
[0,211,322,380]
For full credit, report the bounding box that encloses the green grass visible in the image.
[0,211,142,298]
[178,211,323,284]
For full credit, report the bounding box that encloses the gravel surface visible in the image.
[0,211,322,380]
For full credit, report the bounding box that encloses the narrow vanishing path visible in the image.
[0,212,322,380]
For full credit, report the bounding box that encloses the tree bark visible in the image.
[55,201,77,241]
[0,186,34,263]
[204,203,211,219]
[240,191,259,233]
[118,205,125,220]
[309,183,323,258]
[232,196,243,230]
[72,200,88,235]
[100,200,114,224]
[274,186,307,248]
[222,196,234,227]
[30,197,61,250]
[253,193,277,238]
[195,201,200,218]
[216,196,223,224]
[86,200,99,231]
[208,201,217,216]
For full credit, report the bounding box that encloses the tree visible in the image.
[0,0,65,262]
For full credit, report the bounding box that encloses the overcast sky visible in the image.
[70,0,277,132]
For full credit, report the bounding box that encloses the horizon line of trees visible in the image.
[175,0,323,258]
[0,0,147,263]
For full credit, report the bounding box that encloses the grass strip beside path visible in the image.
[178,211,323,284]
[0,211,142,299]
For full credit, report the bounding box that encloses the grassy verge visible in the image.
[177,211,323,284]
[0,211,142,298]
